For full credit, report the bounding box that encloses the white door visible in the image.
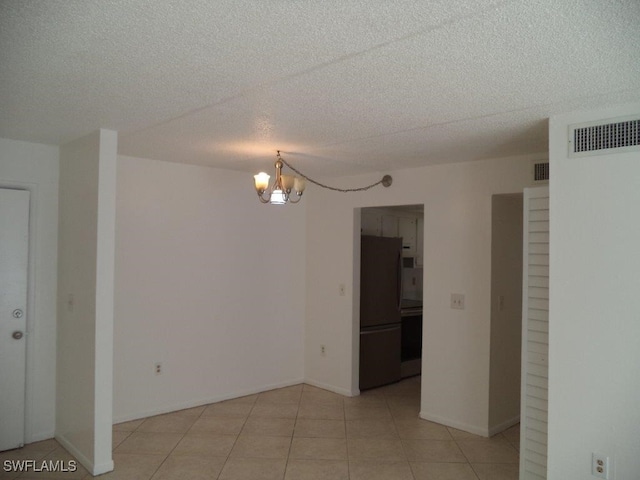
[520,186,549,480]
[0,188,30,451]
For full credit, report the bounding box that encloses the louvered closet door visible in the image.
[520,187,549,480]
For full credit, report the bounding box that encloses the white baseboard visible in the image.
[303,378,358,397]
[113,377,305,424]
[419,411,489,437]
[488,414,520,437]
[113,377,361,426]
[55,434,114,476]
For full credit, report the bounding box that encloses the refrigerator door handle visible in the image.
[360,325,401,335]
[397,251,402,311]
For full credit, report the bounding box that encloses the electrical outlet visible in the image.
[320,345,326,356]
[154,362,162,375]
[451,293,465,310]
[592,453,610,479]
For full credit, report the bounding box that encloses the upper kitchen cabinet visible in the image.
[361,211,399,237]
[381,215,399,237]
[398,217,416,257]
[361,211,382,236]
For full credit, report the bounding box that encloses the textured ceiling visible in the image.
[1,0,639,177]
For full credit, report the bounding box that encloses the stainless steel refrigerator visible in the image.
[359,235,402,390]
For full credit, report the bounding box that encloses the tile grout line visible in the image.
[281,388,302,480]
[342,395,351,480]
[216,393,260,480]
[386,388,418,480]
[451,431,478,478]
[145,407,208,480]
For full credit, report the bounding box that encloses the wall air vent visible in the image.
[533,161,549,182]
[569,116,640,158]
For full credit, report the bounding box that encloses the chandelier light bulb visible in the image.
[254,172,270,192]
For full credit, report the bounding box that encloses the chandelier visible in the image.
[253,151,392,205]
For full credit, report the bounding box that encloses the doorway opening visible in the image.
[358,204,424,399]
[489,193,523,436]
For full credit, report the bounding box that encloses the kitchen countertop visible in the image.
[401,299,422,316]
[401,299,422,309]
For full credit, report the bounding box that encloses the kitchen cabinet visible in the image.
[361,211,381,236]
[363,211,400,238]
[381,215,398,237]
[398,217,416,256]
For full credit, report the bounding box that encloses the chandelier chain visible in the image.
[278,154,385,193]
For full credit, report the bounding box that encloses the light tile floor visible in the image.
[1,376,520,479]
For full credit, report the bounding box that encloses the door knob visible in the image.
[12,331,24,340]
[12,309,23,318]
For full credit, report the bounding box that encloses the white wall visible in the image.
[548,103,640,479]
[304,154,537,434]
[113,156,306,421]
[0,138,59,443]
[56,130,116,475]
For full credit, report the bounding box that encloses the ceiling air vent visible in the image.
[569,116,640,158]
[533,161,549,182]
